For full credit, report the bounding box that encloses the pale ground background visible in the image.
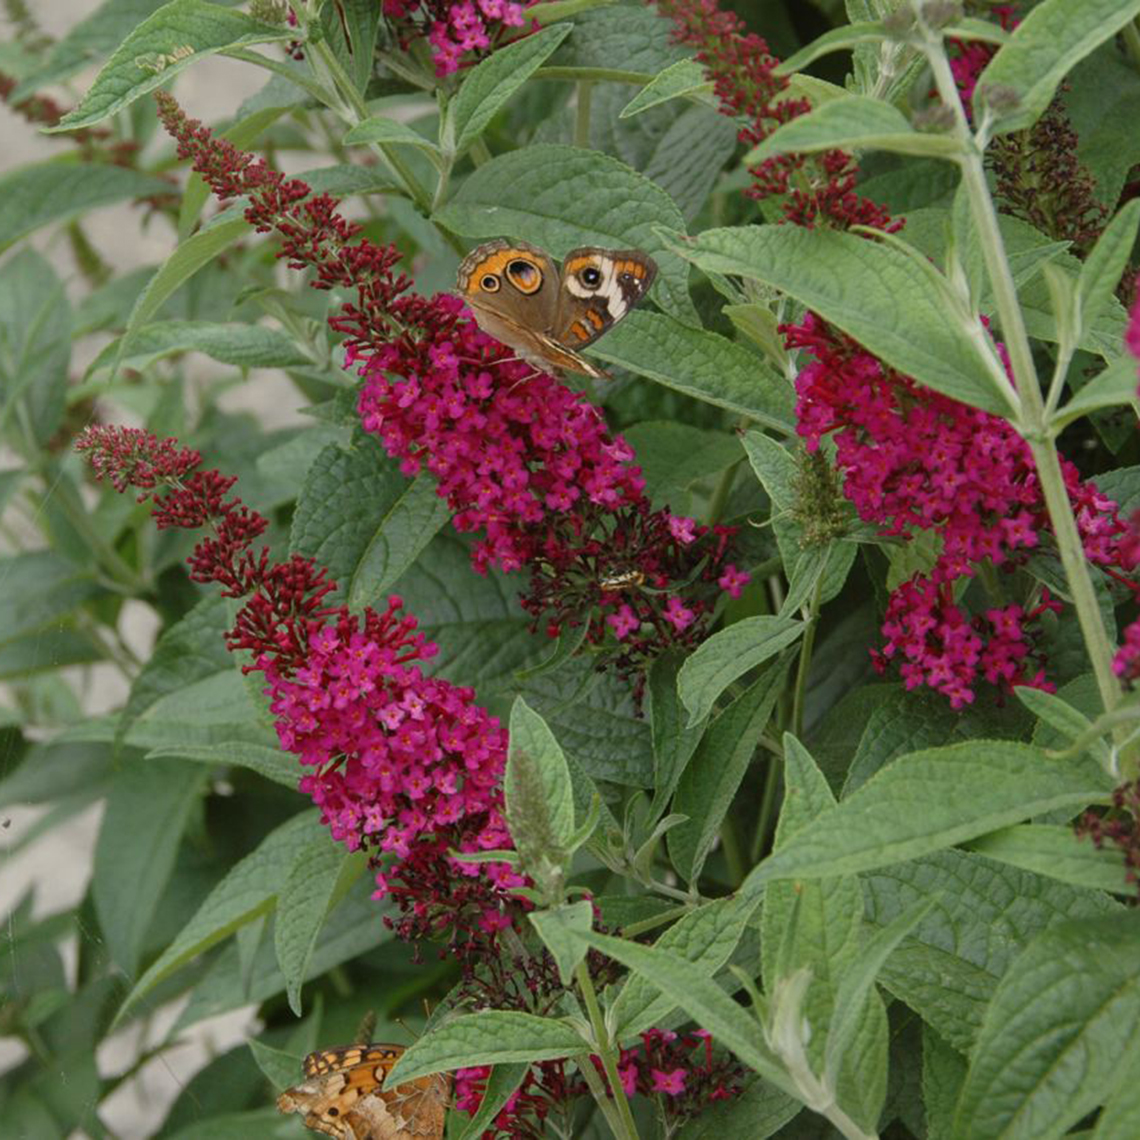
[0,3,312,1136]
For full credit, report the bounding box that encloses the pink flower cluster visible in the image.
[76,425,523,947]
[382,0,528,77]
[351,298,646,575]
[788,313,1130,706]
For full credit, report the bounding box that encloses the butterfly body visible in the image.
[277,1044,449,1140]
[457,238,657,379]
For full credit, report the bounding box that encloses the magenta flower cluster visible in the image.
[788,312,1130,706]
[351,298,646,575]
[382,0,528,77]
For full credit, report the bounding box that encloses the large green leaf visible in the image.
[954,914,1140,1139]
[593,311,795,431]
[864,849,1120,1052]
[744,742,1112,891]
[384,1011,590,1086]
[976,0,1140,134]
[449,23,573,156]
[544,5,689,80]
[290,438,452,609]
[93,756,208,976]
[669,659,789,882]
[0,249,71,445]
[52,0,294,131]
[116,810,325,1023]
[436,144,696,321]
[0,161,171,250]
[679,225,1018,415]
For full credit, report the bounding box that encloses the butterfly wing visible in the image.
[379,1072,451,1139]
[553,247,657,351]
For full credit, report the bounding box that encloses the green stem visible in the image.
[790,575,823,740]
[575,80,594,149]
[922,21,1120,715]
[576,962,639,1140]
[1123,19,1140,73]
[578,1056,628,1139]
[706,459,741,525]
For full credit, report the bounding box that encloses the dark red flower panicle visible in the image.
[1076,779,1140,899]
[75,424,522,949]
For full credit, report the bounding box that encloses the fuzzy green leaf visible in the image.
[436,144,695,321]
[51,0,294,131]
[678,225,1016,415]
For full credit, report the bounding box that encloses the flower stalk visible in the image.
[918,9,1121,715]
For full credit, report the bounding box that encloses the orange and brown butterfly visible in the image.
[277,1043,450,1139]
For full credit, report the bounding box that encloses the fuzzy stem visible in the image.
[576,962,640,1140]
[920,17,1120,715]
[575,80,594,149]
[790,575,823,739]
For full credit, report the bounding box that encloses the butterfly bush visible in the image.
[382,0,531,77]
[156,93,744,694]
[75,424,523,948]
[659,0,1133,706]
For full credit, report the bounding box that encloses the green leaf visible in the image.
[51,0,294,131]
[93,756,207,976]
[0,552,101,646]
[747,95,961,163]
[436,144,695,321]
[677,616,804,726]
[675,1077,801,1139]
[1078,199,1140,332]
[761,735,880,1124]
[647,651,704,820]
[147,740,299,789]
[1052,353,1138,431]
[864,848,1120,1052]
[275,838,362,1015]
[118,595,234,753]
[449,23,573,155]
[384,1011,589,1086]
[116,215,253,373]
[741,430,797,511]
[611,893,762,1040]
[0,249,71,445]
[116,811,325,1024]
[975,0,1140,135]
[0,161,171,249]
[744,742,1112,891]
[965,824,1132,895]
[775,21,888,74]
[543,5,689,80]
[342,114,443,159]
[823,898,935,1094]
[528,900,593,984]
[592,311,796,431]
[88,319,312,377]
[506,697,576,870]
[290,438,452,609]
[679,225,1017,414]
[620,58,711,118]
[622,421,742,507]
[643,105,738,223]
[670,659,790,882]
[573,928,798,1097]
[1013,684,1111,768]
[954,914,1140,1139]
[1093,1042,1140,1139]
[923,1025,968,1140]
